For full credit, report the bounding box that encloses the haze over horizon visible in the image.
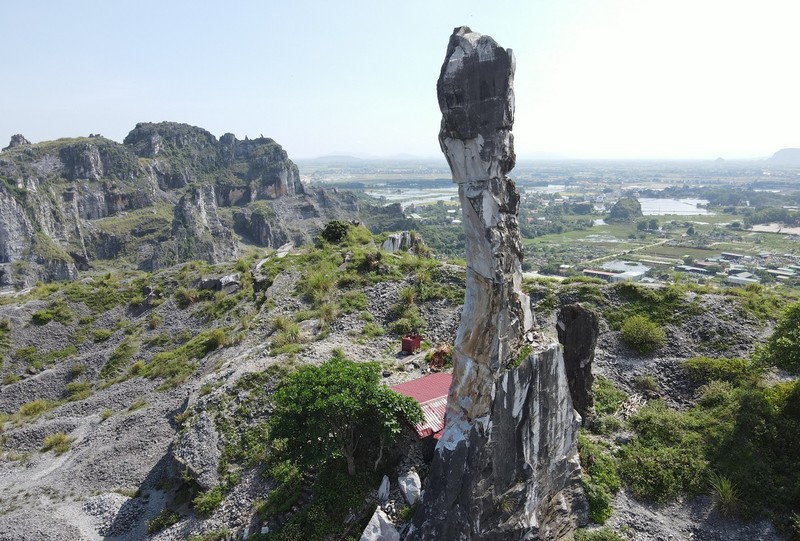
[2,0,799,161]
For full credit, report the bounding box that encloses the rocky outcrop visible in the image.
[557,304,599,422]
[172,412,222,491]
[408,27,586,540]
[0,122,359,285]
[148,186,238,270]
[2,134,31,151]
[381,231,425,254]
[125,122,303,198]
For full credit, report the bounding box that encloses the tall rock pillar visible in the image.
[407,27,586,541]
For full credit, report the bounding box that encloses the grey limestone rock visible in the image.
[2,134,31,151]
[361,507,400,541]
[398,470,421,506]
[381,231,421,253]
[172,411,222,491]
[408,26,586,540]
[557,304,599,423]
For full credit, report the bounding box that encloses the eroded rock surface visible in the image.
[408,26,585,540]
[558,304,599,422]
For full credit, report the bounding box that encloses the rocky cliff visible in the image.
[0,123,357,285]
[408,27,586,540]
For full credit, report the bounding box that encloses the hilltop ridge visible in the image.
[0,123,373,286]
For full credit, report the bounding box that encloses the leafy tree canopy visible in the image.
[270,352,423,475]
[758,301,800,374]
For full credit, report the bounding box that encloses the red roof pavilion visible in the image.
[390,373,452,439]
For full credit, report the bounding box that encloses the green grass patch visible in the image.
[683,356,760,385]
[593,376,627,416]
[65,381,92,401]
[41,432,72,455]
[578,433,620,524]
[143,328,229,389]
[100,337,139,380]
[605,282,702,329]
[92,329,113,342]
[18,399,55,420]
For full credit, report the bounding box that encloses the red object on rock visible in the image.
[402,333,422,354]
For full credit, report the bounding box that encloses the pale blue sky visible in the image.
[2,0,799,159]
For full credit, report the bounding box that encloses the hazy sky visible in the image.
[2,0,799,160]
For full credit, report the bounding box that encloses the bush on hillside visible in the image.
[620,315,665,354]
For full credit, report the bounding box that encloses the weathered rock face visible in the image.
[408,27,585,540]
[2,134,31,151]
[0,122,358,285]
[558,304,599,423]
[381,231,425,254]
[148,185,238,270]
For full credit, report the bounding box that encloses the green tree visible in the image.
[319,220,351,244]
[270,352,423,475]
[758,302,800,373]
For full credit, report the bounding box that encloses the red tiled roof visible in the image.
[391,373,452,439]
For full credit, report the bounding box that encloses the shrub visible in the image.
[100,408,113,421]
[339,291,367,313]
[147,508,180,533]
[270,353,423,476]
[756,301,800,373]
[31,310,54,325]
[41,432,72,455]
[362,322,385,338]
[193,486,223,518]
[175,287,199,308]
[634,374,660,392]
[260,461,303,517]
[619,401,708,502]
[583,479,613,524]
[620,315,665,354]
[319,220,351,244]
[3,374,21,385]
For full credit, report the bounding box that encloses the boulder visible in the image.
[171,412,221,491]
[199,272,242,294]
[377,474,391,502]
[398,471,421,506]
[361,507,400,541]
